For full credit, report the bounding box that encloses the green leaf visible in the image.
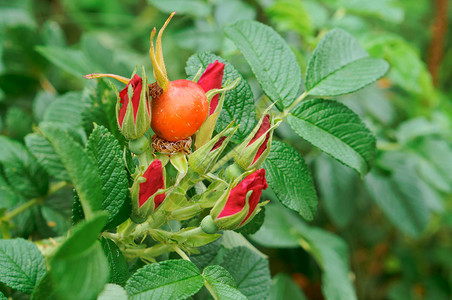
[185,52,256,142]
[40,123,104,219]
[97,284,128,300]
[214,0,256,27]
[220,246,271,300]
[43,92,90,136]
[288,98,376,175]
[224,20,302,110]
[0,0,36,29]
[252,203,357,300]
[5,107,32,141]
[147,0,211,17]
[0,173,21,210]
[82,80,124,146]
[365,168,430,237]
[0,238,47,293]
[50,213,109,300]
[86,126,130,229]
[0,291,6,300]
[101,238,129,286]
[33,91,57,122]
[416,139,452,189]
[221,231,266,258]
[190,237,223,270]
[203,265,247,300]
[0,135,48,198]
[36,46,92,77]
[263,141,317,220]
[270,273,307,300]
[25,133,70,181]
[125,259,204,300]
[305,28,389,96]
[314,153,360,228]
[31,273,56,300]
[332,0,404,23]
[235,206,265,235]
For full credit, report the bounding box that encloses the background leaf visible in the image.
[0,135,48,198]
[147,0,211,18]
[365,166,431,237]
[263,140,317,220]
[225,20,302,110]
[125,259,204,300]
[314,153,360,228]
[185,51,256,143]
[252,203,358,300]
[288,98,376,175]
[25,133,70,181]
[0,238,46,293]
[305,28,388,96]
[270,273,307,300]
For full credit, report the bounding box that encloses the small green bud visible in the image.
[201,215,218,234]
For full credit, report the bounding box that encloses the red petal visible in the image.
[218,169,267,219]
[197,61,225,115]
[211,136,227,152]
[118,74,143,126]
[138,159,165,209]
[248,114,270,146]
[248,114,271,163]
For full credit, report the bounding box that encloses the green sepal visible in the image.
[195,78,240,149]
[210,170,252,219]
[237,200,269,228]
[189,122,238,175]
[170,152,188,185]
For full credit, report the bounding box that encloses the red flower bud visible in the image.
[139,159,165,209]
[197,61,225,115]
[118,74,146,126]
[218,169,268,224]
[248,114,270,163]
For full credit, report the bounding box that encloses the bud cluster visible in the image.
[84,12,282,259]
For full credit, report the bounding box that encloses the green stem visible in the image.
[177,227,204,239]
[122,243,170,260]
[173,246,191,261]
[279,91,307,118]
[211,146,238,173]
[170,204,203,221]
[2,198,40,222]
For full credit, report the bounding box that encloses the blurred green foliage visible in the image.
[0,0,451,299]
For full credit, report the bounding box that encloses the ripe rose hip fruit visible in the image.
[149,12,211,142]
[151,79,208,141]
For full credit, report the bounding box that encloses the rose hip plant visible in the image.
[0,11,389,300]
